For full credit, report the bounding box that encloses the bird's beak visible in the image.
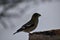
[39,14,41,16]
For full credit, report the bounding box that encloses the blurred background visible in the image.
[0,0,60,40]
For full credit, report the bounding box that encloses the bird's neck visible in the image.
[31,16,38,22]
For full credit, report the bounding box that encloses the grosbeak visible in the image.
[13,13,41,35]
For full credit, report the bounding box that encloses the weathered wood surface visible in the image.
[29,29,60,40]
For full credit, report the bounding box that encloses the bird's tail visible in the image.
[13,31,21,35]
[13,29,22,35]
[13,31,17,35]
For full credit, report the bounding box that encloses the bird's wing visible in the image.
[19,21,34,31]
[13,21,34,34]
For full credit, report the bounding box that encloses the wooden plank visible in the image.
[29,29,60,40]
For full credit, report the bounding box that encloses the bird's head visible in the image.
[32,13,41,18]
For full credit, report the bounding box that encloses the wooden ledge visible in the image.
[29,29,60,40]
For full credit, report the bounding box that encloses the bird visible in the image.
[13,13,41,35]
